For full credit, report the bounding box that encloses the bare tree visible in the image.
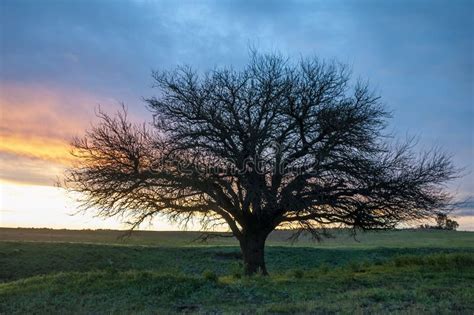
[65,52,456,275]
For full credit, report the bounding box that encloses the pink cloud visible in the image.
[0,81,139,186]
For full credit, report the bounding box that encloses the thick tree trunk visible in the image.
[239,232,268,276]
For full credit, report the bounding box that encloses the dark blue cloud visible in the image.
[1,0,473,196]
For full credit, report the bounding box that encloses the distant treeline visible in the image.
[419,214,459,231]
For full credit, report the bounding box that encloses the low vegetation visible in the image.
[0,228,473,313]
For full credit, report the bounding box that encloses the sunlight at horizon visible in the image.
[1,0,472,231]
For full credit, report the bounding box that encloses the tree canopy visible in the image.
[65,52,456,275]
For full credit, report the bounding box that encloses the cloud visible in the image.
[0,83,91,185]
[0,80,153,186]
[0,152,65,186]
[451,197,474,217]
[0,82,141,185]
[0,135,72,165]
[0,0,472,227]
[0,82,98,140]
[453,208,474,217]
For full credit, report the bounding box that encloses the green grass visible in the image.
[1,227,474,248]
[0,228,473,313]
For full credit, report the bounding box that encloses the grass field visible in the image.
[0,228,473,314]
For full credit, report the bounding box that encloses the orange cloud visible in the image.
[0,134,73,165]
[0,82,100,141]
[0,153,66,186]
[0,82,124,186]
[0,81,149,188]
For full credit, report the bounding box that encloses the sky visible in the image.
[0,0,473,230]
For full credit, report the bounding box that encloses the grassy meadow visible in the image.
[0,228,473,313]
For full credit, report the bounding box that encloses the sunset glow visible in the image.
[0,135,72,164]
[1,0,472,231]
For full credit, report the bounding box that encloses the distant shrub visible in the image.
[452,253,474,268]
[392,253,474,269]
[419,214,459,231]
[137,270,151,279]
[393,255,421,267]
[105,266,118,275]
[318,263,330,274]
[266,303,308,313]
[348,262,363,272]
[202,270,218,282]
[233,272,242,279]
[230,262,243,279]
[290,269,304,279]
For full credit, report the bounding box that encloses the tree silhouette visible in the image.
[65,52,456,275]
[436,214,459,230]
